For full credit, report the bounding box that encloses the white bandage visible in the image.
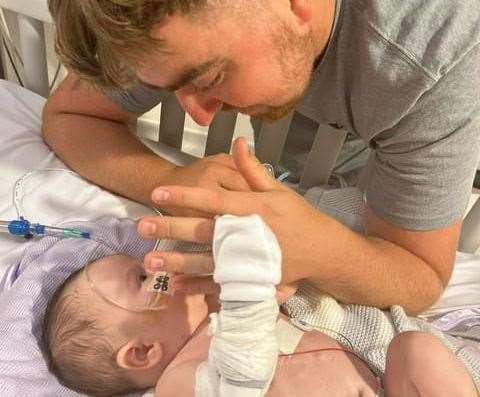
[212,214,282,302]
[196,214,282,397]
[196,299,279,397]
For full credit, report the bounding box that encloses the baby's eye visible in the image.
[138,274,148,283]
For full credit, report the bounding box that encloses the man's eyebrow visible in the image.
[140,59,224,92]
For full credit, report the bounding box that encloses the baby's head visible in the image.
[43,254,208,396]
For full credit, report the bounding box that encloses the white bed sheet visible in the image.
[0,80,174,279]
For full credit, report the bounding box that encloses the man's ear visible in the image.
[290,0,314,26]
[116,339,164,371]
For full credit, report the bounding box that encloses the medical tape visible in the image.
[147,271,174,295]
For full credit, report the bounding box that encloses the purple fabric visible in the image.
[0,260,21,291]
[433,308,480,332]
[0,217,153,397]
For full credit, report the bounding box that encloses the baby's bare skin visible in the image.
[267,327,381,397]
[155,315,381,397]
[155,320,478,397]
[385,332,478,397]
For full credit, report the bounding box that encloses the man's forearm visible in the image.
[42,112,176,206]
[301,214,445,315]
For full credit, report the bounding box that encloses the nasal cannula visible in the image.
[0,218,90,239]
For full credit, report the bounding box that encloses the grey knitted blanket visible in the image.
[282,281,480,390]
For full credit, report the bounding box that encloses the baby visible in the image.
[43,215,478,397]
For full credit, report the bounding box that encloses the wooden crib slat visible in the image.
[459,197,480,253]
[0,1,52,24]
[299,124,347,191]
[0,43,4,80]
[158,95,186,150]
[17,14,49,97]
[254,112,294,166]
[204,112,237,156]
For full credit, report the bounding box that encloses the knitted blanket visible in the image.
[282,281,480,390]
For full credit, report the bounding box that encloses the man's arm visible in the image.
[42,73,176,205]
[306,207,460,315]
[42,74,249,208]
[137,138,459,315]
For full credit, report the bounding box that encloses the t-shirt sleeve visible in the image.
[104,83,169,114]
[364,45,480,230]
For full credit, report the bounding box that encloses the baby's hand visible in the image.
[276,283,299,304]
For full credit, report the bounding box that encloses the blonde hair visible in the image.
[47,0,208,88]
[43,270,136,397]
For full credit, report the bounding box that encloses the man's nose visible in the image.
[175,88,223,126]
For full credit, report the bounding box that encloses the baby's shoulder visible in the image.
[155,360,200,397]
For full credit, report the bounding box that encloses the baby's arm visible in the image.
[155,361,199,397]
[384,331,477,397]
[195,215,282,397]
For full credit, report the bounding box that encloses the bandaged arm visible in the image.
[195,215,282,397]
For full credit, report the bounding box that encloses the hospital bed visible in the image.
[0,2,480,396]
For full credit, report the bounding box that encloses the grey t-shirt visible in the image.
[106,0,480,231]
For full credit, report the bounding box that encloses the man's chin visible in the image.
[224,105,296,123]
[254,106,295,123]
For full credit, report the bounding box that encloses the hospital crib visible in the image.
[0,0,479,252]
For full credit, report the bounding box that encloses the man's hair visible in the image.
[47,0,208,88]
[43,270,137,397]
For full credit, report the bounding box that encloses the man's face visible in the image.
[135,5,316,126]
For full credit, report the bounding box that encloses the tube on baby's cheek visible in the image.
[85,258,177,312]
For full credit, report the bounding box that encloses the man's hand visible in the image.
[159,153,251,217]
[140,137,325,284]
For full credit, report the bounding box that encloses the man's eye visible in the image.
[200,71,225,92]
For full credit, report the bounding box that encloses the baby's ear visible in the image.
[116,339,164,371]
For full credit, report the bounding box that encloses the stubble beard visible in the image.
[225,22,314,123]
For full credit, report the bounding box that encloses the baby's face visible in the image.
[73,255,209,344]
[85,255,168,312]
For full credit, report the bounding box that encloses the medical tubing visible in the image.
[41,225,89,238]
[0,219,37,236]
[0,219,90,239]
[0,220,10,233]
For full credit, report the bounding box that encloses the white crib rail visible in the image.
[0,0,51,23]
[0,0,50,97]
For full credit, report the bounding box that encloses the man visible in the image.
[44,0,480,314]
